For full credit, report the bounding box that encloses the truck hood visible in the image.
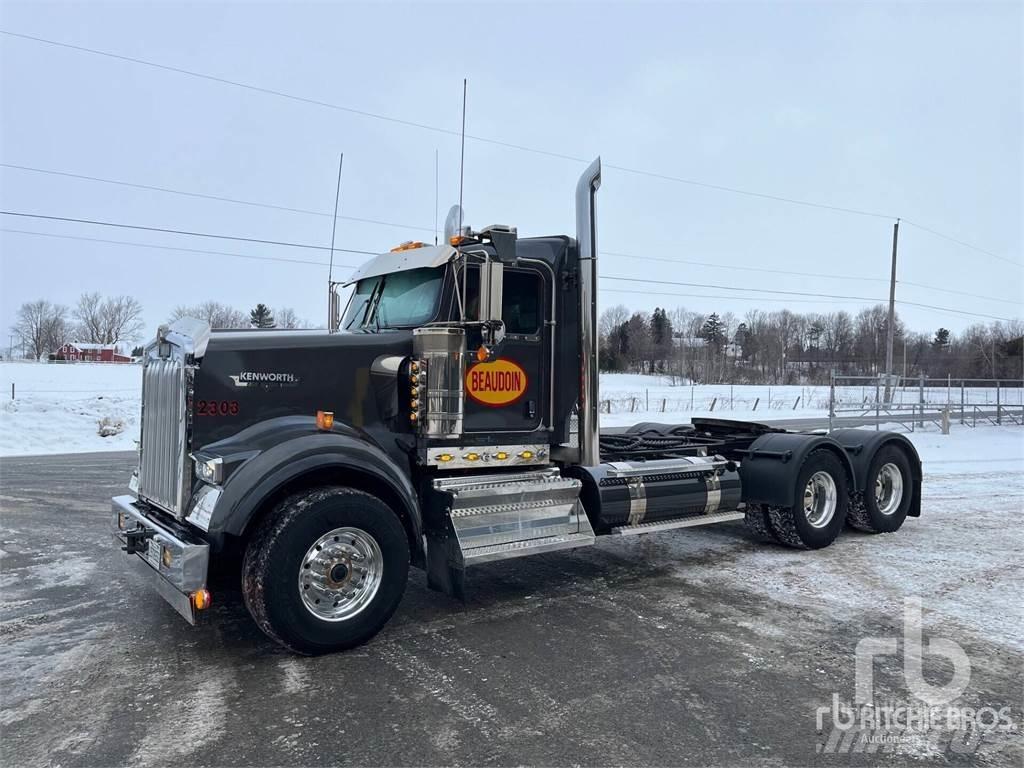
[191,329,413,448]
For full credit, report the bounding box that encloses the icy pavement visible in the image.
[0,427,1021,766]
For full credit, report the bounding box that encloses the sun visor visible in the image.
[344,244,459,286]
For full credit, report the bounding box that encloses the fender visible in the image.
[737,432,856,509]
[195,417,423,561]
[828,429,923,517]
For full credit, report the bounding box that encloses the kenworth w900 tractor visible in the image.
[113,159,922,654]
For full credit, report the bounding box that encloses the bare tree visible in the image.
[74,292,105,343]
[170,301,248,329]
[274,307,314,329]
[12,300,70,359]
[101,295,145,344]
[74,293,145,344]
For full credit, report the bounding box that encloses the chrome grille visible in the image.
[138,357,190,516]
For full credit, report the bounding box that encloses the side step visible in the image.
[433,468,596,568]
[611,511,745,535]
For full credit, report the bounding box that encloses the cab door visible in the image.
[462,265,547,435]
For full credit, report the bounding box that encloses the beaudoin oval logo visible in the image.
[465,358,528,407]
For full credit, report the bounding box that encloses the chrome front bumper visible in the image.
[112,494,209,624]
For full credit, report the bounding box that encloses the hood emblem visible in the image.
[229,371,300,388]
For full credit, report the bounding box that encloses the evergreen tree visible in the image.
[249,303,275,329]
[932,327,950,351]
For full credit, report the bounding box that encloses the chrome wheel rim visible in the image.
[874,463,904,516]
[803,471,837,528]
[298,527,383,621]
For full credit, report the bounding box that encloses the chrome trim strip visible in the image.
[604,456,725,478]
[611,512,745,535]
[426,443,548,469]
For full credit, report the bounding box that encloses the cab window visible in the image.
[463,267,541,336]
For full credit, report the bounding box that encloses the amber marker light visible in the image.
[476,346,490,362]
[316,411,335,430]
[191,588,212,611]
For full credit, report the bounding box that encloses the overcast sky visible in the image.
[1,1,1021,347]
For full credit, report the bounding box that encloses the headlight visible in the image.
[193,456,223,485]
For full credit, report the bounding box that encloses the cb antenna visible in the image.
[326,152,344,330]
[327,152,344,285]
[457,79,466,238]
[434,148,439,246]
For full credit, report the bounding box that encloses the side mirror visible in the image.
[476,259,505,361]
[478,259,503,324]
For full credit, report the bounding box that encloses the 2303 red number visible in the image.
[196,400,239,416]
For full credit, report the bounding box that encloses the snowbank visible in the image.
[1,362,142,456]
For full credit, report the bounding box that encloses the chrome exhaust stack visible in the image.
[575,157,602,466]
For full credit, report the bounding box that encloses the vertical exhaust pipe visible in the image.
[575,157,601,466]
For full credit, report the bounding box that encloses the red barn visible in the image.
[57,343,132,363]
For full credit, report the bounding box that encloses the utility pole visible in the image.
[883,218,900,404]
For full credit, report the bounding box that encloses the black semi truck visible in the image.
[113,159,922,654]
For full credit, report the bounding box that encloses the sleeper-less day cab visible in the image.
[113,159,922,654]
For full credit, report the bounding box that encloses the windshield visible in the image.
[341,267,444,330]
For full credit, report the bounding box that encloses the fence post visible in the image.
[631,397,637,413]
[829,371,836,418]
[941,406,950,435]
[661,398,666,413]
[918,373,925,428]
[753,397,759,411]
[690,384,694,411]
[875,377,880,431]
[730,384,734,410]
[793,396,800,410]
[9,382,13,400]
[646,388,649,412]
[996,380,1001,425]
[960,381,965,425]
[710,397,717,412]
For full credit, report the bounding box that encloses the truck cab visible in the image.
[113,159,923,655]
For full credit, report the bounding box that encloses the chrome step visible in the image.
[611,511,745,535]
[461,531,597,566]
[432,467,595,567]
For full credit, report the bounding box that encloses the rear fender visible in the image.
[828,429,923,517]
[738,432,856,508]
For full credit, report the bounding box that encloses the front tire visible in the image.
[242,486,409,655]
[767,450,849,549]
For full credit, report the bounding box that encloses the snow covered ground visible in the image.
[0,363,1021,459]
[0,362,142,456]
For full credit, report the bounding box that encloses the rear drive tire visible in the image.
[744,504,779,542]
[767,450,849,550]
[847,446,912,533]
[242,486,409,655]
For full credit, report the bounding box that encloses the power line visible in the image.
[602,274,885,302]
[601,287,1014,322]
[5,161,1017,307]
[902,219,1023,269]
[0,210,377,254]
[0,227,355,269]
[0,162,434,234]
[3,29,1016,266]
[605,249,1022,307]
[0,208,1013,322]
[601,275,1015,322]
[604,249,889,284]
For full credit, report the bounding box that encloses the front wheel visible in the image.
[242,486,410,655]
